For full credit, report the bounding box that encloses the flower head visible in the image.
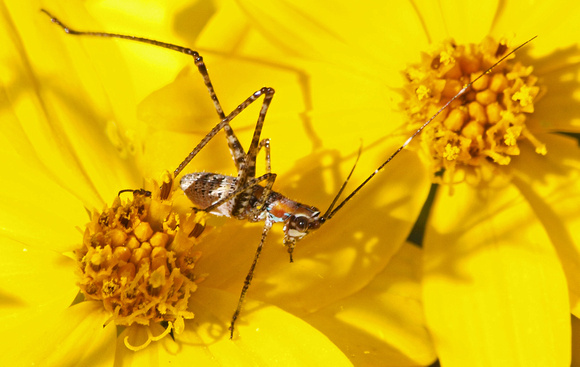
[234,0,580,365]
[4,0,580,366]
[77,178,207,350]
[402,37,545,187]
[0,1,357,365]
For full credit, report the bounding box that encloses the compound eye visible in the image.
[293,216,308,232]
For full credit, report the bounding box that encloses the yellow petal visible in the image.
[114,287,352,366]
[239,0,427,75]
[0,301,116,366]
[0,236,77,308]
[434,0,499,42]
[0,237,81,365]
[303,242,436,366]
[405,0,448,42]
[73,3,230,177]
[531,58,580,134]
[137,67,220,135]
[0,158,90,252]
[2,3,140,207]
[424,183,570,366]
[490,0,580,51]
[510,132,580,316]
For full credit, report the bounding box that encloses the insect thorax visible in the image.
[181,173,277,220]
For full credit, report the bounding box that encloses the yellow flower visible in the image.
[230,0,580,366]
[10,0,579,366]
[0,1,381,365]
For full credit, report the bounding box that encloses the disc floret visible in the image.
[403,37,545,186]
[76,175,206,350]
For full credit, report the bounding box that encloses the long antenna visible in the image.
[322,143,363,218]
[323,36,537,221]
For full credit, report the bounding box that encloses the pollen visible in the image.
[76,175,207,350]
[416,85,431,101]
[444,144,461,161]
[402,37,544,187]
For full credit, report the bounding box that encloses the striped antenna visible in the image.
[323,36,537,221]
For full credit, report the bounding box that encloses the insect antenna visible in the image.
[321,143,362,220]
[322,35,537,221]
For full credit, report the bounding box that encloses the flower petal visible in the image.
[2,2,140,208]
[0,154,90,252]
[424,183,570,366]
[0,236,77,309]
[303,242,436,366]
[0,236,83,364]
[532,54,580,134]
[114,287,352,366]
[490,0,580,52]
[434,0,499,42]
[239,0,428,80]
[510,132,580,316]
[0,301,116,366]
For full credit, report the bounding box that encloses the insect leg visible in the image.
[258,139,272,174]
[222,87,276,217]
[174,87,274,177]
[41,9,252,174]
[41,9,226,119]
[229,138,275,220]
[229,217,274,339]
[178,87,275,212]
[247,139,277,219]
[235,89,275,185]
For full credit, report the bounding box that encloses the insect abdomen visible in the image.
[181,173,237,217]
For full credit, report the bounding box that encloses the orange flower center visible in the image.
[403,37,545,186]
[75,174,206,350]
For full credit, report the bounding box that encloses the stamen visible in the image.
[76,173,207,349]
[416,85,431,101]
[124,321,174,351]
[512,84,536,108]
[402,37,545,186]
[522,129,548,155]
[444,144,461,161]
